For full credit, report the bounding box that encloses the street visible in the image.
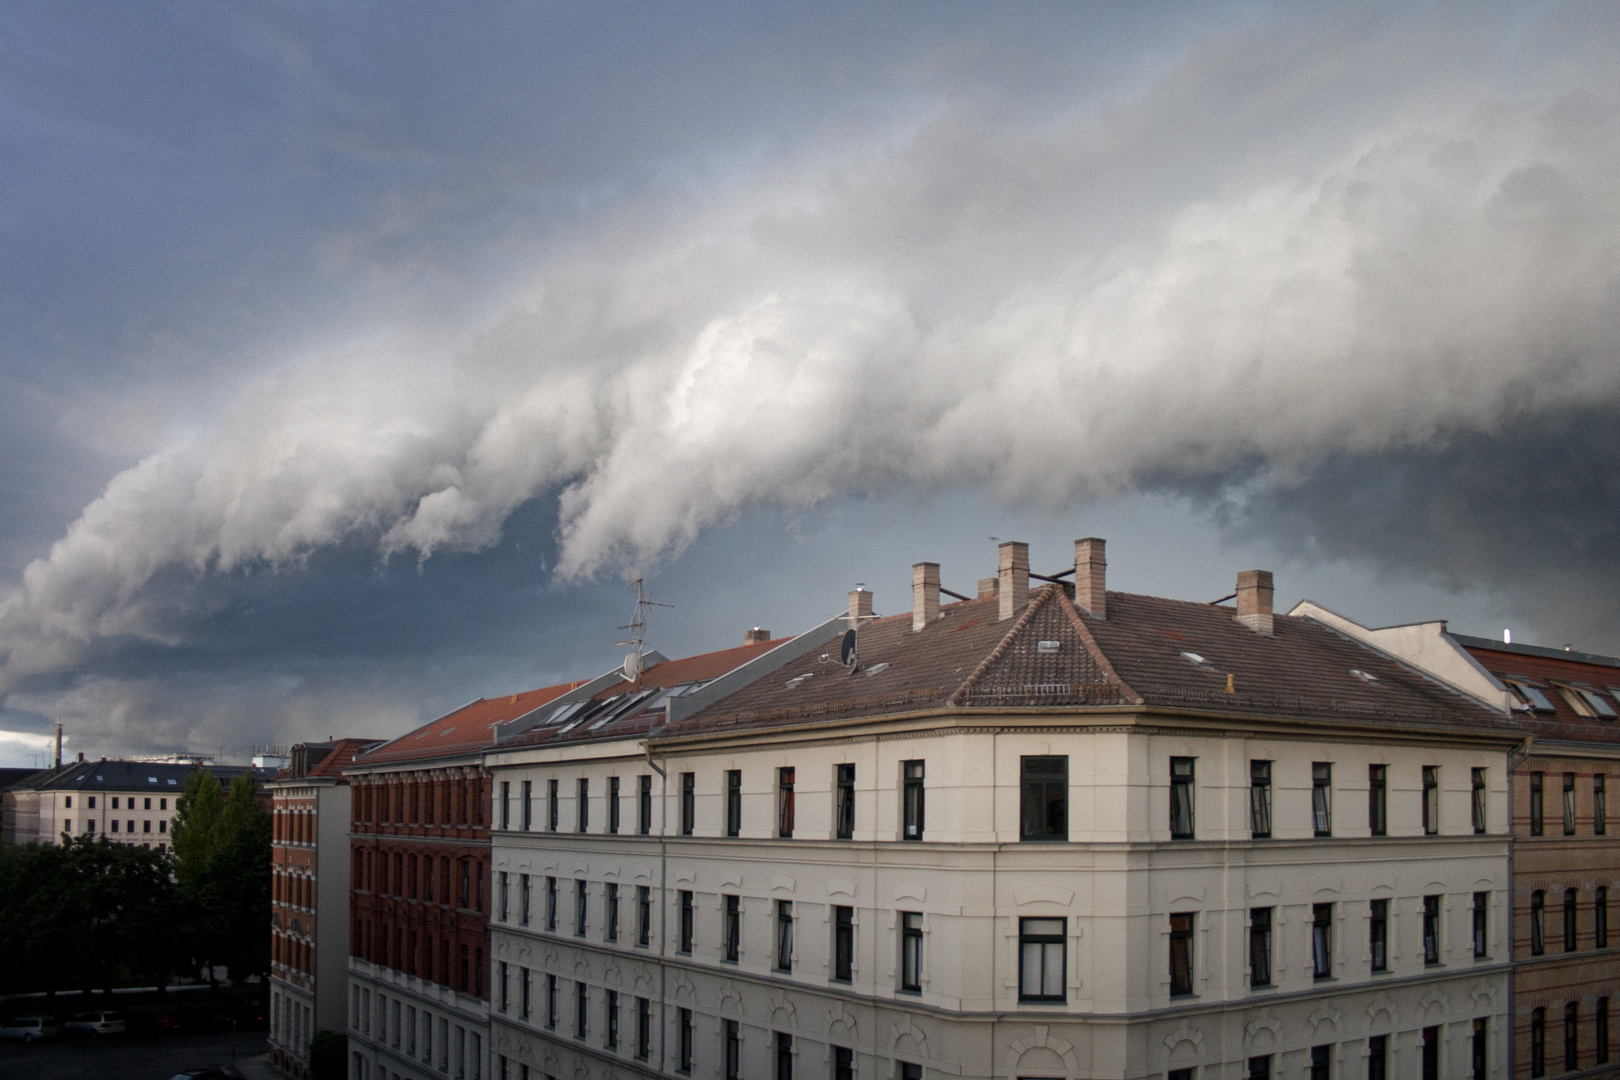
[0,1031,276,1080]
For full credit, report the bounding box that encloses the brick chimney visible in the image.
[978,578,999,599]
[912,562,940,632]
[1236,569,1274,635]
[998,541,1028,621]
[1074,537,1106,619]
[744,627,771,645]
[849,587,873,626]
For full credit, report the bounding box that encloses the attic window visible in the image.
[1349,669,1379,684]
[1036,640,1060,655]
[1502,678,1557,714]
[545,701,588,726]
[786,674,813,689]
[1180,652,1211,668]
[865,662,892,676]
[148,777,158,783]
[1553,682,1618,720]
[95,775,103,781]
[438,726,457,736]
[168,779,178,785]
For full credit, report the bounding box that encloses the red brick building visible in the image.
[344,683,578,1080]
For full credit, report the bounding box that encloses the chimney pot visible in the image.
[978,578,999,599]
[744,627,772,646]
[998,541,1029,621]
[1236,569,1274,635]
[912,562,941,632]
[848,588,873,626]
[1074,537,1106,618]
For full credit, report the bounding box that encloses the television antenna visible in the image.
[618,576,673,682]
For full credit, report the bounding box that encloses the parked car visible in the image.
[63,1010,125,1036]
[0,1016,62,1042]
[168,1070,238,1080]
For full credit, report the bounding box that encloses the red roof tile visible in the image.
[355,681,583,767]
[1458,640,1620,746]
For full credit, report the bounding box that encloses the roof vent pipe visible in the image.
[998,541,1029,621]
[1236,569,1275,636]
[1074,537,1106,619]
[912,562,940,632]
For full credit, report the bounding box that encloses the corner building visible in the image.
[346,683,579,1080]
[483,539,1518,1080]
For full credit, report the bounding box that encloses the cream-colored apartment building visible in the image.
[481,541,1521,1080]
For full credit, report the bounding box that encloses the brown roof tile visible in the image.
[1458,641,1620,746]
[355,681,583,767]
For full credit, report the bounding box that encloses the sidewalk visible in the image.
[233,1052,282,1080]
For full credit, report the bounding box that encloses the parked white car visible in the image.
[63,1010,125,1036]
[0,1016,63,1042]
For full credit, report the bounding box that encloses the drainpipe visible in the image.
[644,742,668,1076]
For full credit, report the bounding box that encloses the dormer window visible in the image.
[1502,678,1557,713]
[1552,682,1618,720]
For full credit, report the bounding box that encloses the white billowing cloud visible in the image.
[5,23,1620,690]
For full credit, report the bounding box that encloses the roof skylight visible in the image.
[1036,640,1060,654]
[1180,651,1211,667]
[1349,669,1379,683]
[1502,678,1557,713]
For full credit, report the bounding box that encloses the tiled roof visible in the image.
[354,681,582,768]
[28,760,275,792]
[1455,638,1620,746]
[667,585,1513,738]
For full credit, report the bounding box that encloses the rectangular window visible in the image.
[637,885,651,947]
[1597,885,1609,948]
[1423,895,1440,964]
[775,900,793,972]
[1313,763,1333,836]
[1473,1017,1489,1079]
[1310,1045,1330,1080]
[575,981,588,1039]
[1018,916,1066,1002]
[521,966,531,1021]
[1369,764,1387,836]
[1250,760,1272,839]
[1473,891,1489,957]
[1422,1027,1439,1080]
[546,876,558,932]
[1248,1056,1270,1080]
[680,772,695,836]
[835,763,855,839]
[1370,899,1389,972]
[1472,768,1487,833]
[1422,766,1439,835]
[1169,912,1195,996]
[1250,907,1273,987]
[725,770,742,837]
[498,872,509,923]
[1531,890,1546,955]
[609,776,620,835]
[1020,755,1069,841]
[638,774,652,835]
[498,962,509,1012]
[548,778,559,832]
[723,894,741,962]
[902,760,925,841]
[605,989,619,1051]
[575,880,588,936]
[900,911,923,992]
[577,777,589,833]
[1368,1034,1388,1080]
[500,781,511,830]
[1566,888,1579,952]
[725,1020,741,1080]
[775,1032,792,1080]
[605,883,619,943]
[522,779,532,830]
[899,1066,922,1080]
[519,873,531,927]
[1530,772,1544,836]
[1566,1002,1580,1072]
[1599,997,1611,1065]
[636,996,651,1061]
[1598,774,1609,835]
[1532,1007,1546,1078]
[1565,773,1578,836]
[833,1047,854,1080]
[1170,758,1195,839]
[678,1008,693,1074]
[1312,903,1333,979]
[679,890,694,953]
[833,905,854,982]
[777,767,795,838]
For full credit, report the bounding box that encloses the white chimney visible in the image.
[744,627,772,645]
[998,541,1029,621]
[1236,570,1274,635]
[1074,537,1106,618]
[912,563,940,632]
[849,587,873,627]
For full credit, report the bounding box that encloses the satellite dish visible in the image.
[840,628,858,669]
[623,651,644,681]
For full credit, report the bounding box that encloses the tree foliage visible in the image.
[171,769,273,983]
[309,1029,347,1080]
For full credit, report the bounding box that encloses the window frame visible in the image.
[638,774,652,835]
[775,899,794,973]
[832,905,854,983]
[1422,765,1438,835]
[723,894,741,963]
[1312,762,1333,837]
[899,911,923,993]
[1170,758,1196,840]
[725,770,742,838]
[1019,755,1069,842]
[680,772,695,836]
[1311,902,1333,980]
[1249,907,1273,988]
[1597,773,1609,836]
[777,766,795,839]
[835,763,856,840]
[1422,895,1441,965]
[1564,772,1578,836]
[1565,887,1579,952]
[1530,771,1544,836]
[1472,767,1487,834]
[678,890,694,954]
[1532,1007,1546,1079]
[1369,764,1387,836]
[1370,898,1389,972]
[608,775,620,835]
[1531,890,1546,956]
[1017,916,1067,1003]
[1169,912,1195,997]
[902,760,925,841]
[1249,759,1272,839]
[1473,891,1489,958]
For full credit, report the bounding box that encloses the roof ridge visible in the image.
[1054,587,1141,705]
[948,584,1064,707]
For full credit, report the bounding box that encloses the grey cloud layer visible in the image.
[4,4,1620,733]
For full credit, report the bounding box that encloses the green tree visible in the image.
[309,1030,347,1080]
[171,769,271,983]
